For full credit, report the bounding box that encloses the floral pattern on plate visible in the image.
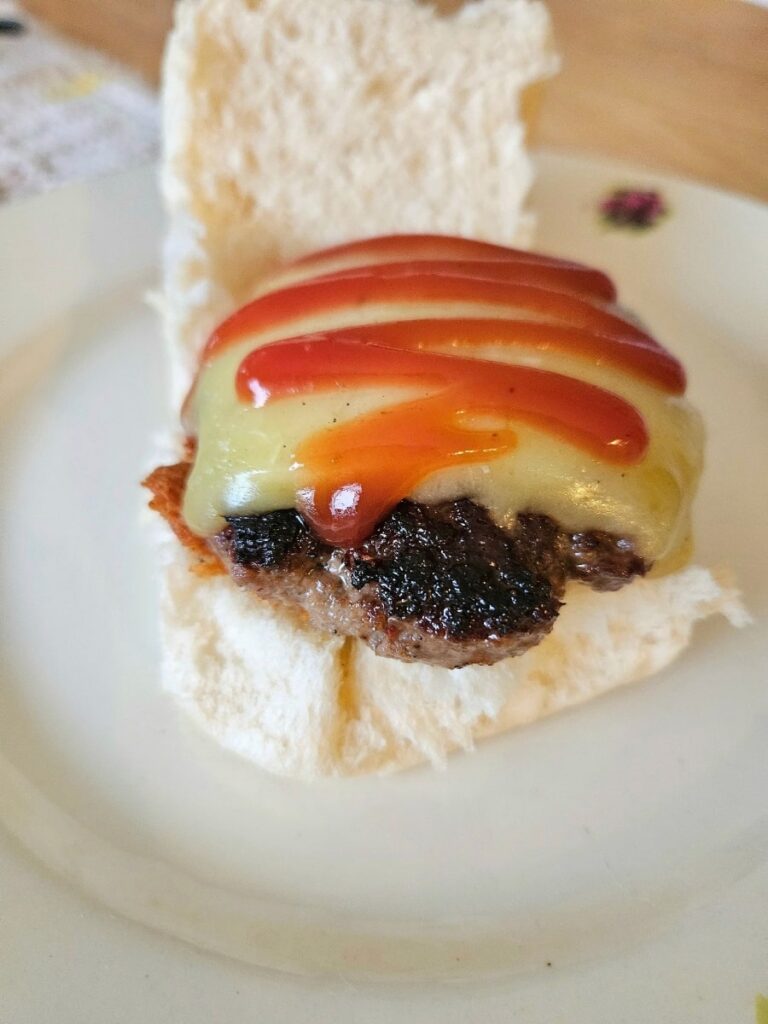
[600,187,668,230]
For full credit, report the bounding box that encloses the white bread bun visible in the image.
[161,0,558,407]
[154,518,746,779]
[154,0,745,779]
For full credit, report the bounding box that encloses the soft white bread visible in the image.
[155,0,745,779]
[161,0,558,406]
[155,519,746,778]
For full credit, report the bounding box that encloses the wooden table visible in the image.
[22,0,768,202]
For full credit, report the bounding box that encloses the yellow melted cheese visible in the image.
[182,308,703,573]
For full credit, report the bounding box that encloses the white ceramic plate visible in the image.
[1,153,766,1022]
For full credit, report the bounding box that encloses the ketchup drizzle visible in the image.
[194,236,685,547]
[237,335,648,546]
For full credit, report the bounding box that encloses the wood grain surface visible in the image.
[22,0,768,201]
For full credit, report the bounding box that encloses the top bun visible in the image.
[161,0,558,404]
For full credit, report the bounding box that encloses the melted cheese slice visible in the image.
[181,238,703,572]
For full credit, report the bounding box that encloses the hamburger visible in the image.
[144,0,744,778]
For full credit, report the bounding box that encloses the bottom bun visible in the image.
[153,524,747,780]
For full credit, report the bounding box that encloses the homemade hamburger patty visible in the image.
[144,463,647,668]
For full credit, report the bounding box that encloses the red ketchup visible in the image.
[198,235,685,547]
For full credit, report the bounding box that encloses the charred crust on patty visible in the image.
[343,500,558,641]
[226,509,322,567]
[144,461,648,668]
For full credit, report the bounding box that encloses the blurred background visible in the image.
[1,0,767,203]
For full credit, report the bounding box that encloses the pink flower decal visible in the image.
[600,188,668,230]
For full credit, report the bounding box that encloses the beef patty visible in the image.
[144,462,647,668]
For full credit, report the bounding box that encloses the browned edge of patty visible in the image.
[143,461,647,668]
